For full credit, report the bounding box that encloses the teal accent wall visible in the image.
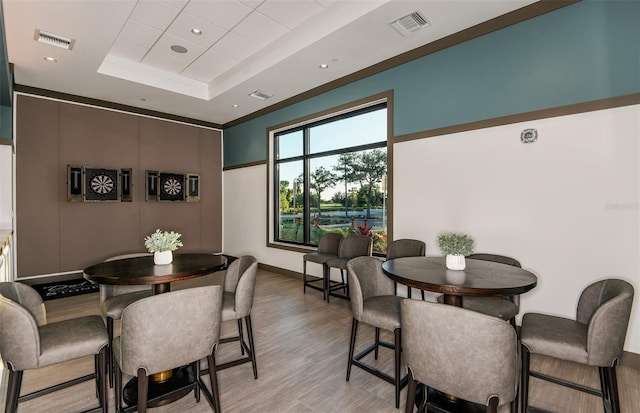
[0,0,13,140]
[223,0,640,168]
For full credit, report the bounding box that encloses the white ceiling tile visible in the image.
[142,49,191,73]
[151,33,208,61]
[117,20,163,48]
[184,0,253,31]
[168,12,227,47]
[159,0,189,10]
[239,0,265,10]
[181,49,240,82]
[210,31,261,62]
[129,0,182,30]
[108,42,149,63]
[232,11,289,46]
[257,0,324,30]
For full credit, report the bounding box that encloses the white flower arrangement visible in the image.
[144,229,183,253]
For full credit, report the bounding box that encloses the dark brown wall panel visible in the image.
[15,95,222,278]
[15,96,60,276]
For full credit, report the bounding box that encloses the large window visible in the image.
[272,102,387,252]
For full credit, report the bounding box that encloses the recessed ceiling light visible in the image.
[171,45,188,54]
[191,28,202,35]
[140,98,147,102]
[43,56,57,63]
[232,104,239,108]
[319,64,329,69]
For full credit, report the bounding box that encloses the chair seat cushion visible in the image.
[101,290,153,319]
[38,315,108,368]
[324,257,350,270]
[304,252,337,265]
[520,313,588,364]
[361,295,402,331]
[461,297,518,320]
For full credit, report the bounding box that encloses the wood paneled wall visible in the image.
[15,94,222,278]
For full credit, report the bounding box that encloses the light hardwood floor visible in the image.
[4,269,639,413]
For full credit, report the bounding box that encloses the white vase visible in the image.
[154,250,173,265]
[446,254,465,270]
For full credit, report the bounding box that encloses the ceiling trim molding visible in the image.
[13,84,223,130]
[393,93,640,144]
[222,0,579,129]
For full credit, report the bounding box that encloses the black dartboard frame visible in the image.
[159,172,185,201]
[84,167,119,201]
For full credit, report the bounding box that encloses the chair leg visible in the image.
[98,347,109,413]
[374,327,381,360]
[245,315,259,379]
[509,317,517,329]
[521,345,531,413]
[405,372,417,413]
[600,366,621,413]
[115,362,123,413]
[420,290,425,301]
[208,353,222,413]
[193,361,201,402]
[137,368,149,413]
[303,260,307,294]
[346,318,358,381]
[238,318,245,356]
[487,395,499,413]
[5,369,23,413]
[323,263,329,302]
[107,316,115,388]
[394,327,402,409]
[407,287,412,299]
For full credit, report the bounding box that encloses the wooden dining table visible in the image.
[382,256,537,412]
[83,252,227,407]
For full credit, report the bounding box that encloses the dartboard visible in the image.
[90,174,115,195]
[163,178,182,195]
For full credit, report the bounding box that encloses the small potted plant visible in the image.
[438,232,474,270]
[144,229,183,265]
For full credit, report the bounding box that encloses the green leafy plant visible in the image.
[144,229,183,253]
[437,233,474,256]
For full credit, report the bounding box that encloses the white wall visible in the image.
[224,105,640,353]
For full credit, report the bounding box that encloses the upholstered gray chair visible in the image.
[100,253,153,387]
[303,232,342,300]
[0,282,109,413]
[216,255,259,379]
[346,256,407,408]
[437,253,522,326]
[386,239,426,299]
[520,279,634,413]
[325,234,373,302]
[402,299,519,413]
[114,285,223,413]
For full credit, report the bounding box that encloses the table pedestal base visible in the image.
[123,367,195,407]
[416,385,486,413]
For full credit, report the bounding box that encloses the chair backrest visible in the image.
[402,299,518,407]
[100,253,152,302]
[386,239,425,260]
[347,256,395,321]
[468,253,521,268]
[223,255,258,318]
[576,279,634,366]
[316,233,343,255]
[338,235,373,259]
[0,283,44,370]
[118,285,223,376]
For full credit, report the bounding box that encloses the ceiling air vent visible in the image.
[389,11,430,36]
[34,29,75,50]
[249,90,273,100]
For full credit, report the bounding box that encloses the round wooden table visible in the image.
[382,256,537,412]
[83,253,227,407]
[381,256,537,306]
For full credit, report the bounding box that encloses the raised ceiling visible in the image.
[3,0,535,126]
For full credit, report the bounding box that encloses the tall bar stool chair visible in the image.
[346,256,407,408]
[0,282,109,413]
[520,279,634,413]
[386,239,426,299]
[303,232,342,300]
[402,299,519,413]
[114,285,224,413]
[325,234,372,302]
[100,253,152,387]
[216,255,259,379]
[437,253,522,326]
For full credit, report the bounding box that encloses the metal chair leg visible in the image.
[346,318,358,381]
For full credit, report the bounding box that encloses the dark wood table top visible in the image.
[83,253,227,289]
[382,256,537,298]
